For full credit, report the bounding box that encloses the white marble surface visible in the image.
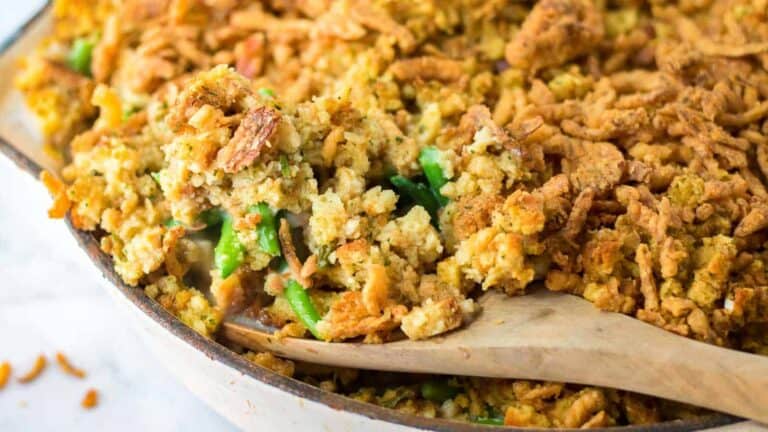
[0,5,235,431]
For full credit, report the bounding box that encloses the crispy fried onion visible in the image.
[389,56,464,83]
[55,352,86,379]
[18,355,46,384]
[278,218,315,287]
[216,106,281,173]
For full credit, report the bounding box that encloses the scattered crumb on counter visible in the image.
[56,352,86,379]
[18,355,47,384]
[1,353,101,411]
[81,388,99,409]
[0,362,11,389]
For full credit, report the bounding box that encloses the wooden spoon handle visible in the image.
[588,338,768,424]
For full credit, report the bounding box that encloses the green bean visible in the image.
[163,208,222,230]
[279,154,290,177]
[249,203,281,256]
[163,218,181,228]
[198,208,224,227]
[258,87,275,98]
[390,175,440,225]
[150,172,162,184]
[67,37,95,76]
[471,416,505,426]
[420,380,460,403]
[284,279,323,339]
[214,215,244,278]
[418,146,449,206]
[316,244,333,269]
[122,106,140,121]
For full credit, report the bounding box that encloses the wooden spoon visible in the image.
[224,288,768,424]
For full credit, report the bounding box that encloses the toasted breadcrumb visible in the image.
[55,352,86,379]
[18,355,47,384]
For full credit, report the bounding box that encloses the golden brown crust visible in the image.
[451,194,503,241]
[318,291,406,341]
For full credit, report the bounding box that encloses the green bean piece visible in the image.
[249,203,281,256]
[284,279,323,339]
[418,146,449,206]
[390,175,440,225]
[258,87,275,98]
[122,106,140,120]
[163,219,181,228]
[198,208,224,227]
[420,380,460,403]
[67,37,95,76]
[214,215,245,278]
[279,154,290,177]
[471,416,505,426]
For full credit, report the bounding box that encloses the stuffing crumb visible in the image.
[401,298,475,340]
[244,352,295,377]
[146,276,222,338]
